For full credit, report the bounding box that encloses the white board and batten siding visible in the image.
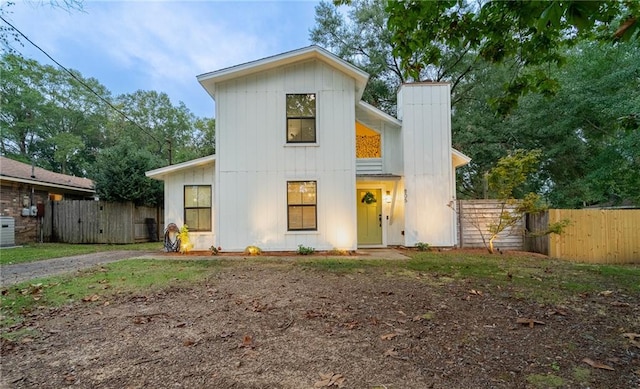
[458,200,524,251]
[163,163,215,250]
[215,59,357,251]
[399,83,458,247]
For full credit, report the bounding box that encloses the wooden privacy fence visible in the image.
[43,200,162,244]
[457,200,524,251]
[527,209,640,264]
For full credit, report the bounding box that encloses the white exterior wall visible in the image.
[382,122,403,175]
[399,83,457,246]
[163,163,215,250]
[215,60,357,251]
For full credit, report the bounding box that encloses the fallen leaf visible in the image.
[610,301,630,307]
[240,334,254,348]
[623,333,640,348]
[516,318,545,328]
[582,358,614,371]
[314,372,345,388]
[469,289,483,296]
[546,309,567,316]
[82,294,100,302]
[380,333,397,340]
[183,339,195,347]
[384,348,398,357]
[599,290,613,297]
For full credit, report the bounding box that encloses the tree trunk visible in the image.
[487,236,496,254]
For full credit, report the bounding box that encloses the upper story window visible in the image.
[184,185,212,232]
[286,93,316,143]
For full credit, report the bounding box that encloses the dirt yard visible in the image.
[2,258,639,388]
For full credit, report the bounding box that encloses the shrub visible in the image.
[415,242,430,251]
[178,225,193,253]
[244,245,262,256]
[297,244,316,255]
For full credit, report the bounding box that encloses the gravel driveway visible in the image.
[0,251,154,286]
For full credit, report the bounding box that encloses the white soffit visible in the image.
[145,155,215,180]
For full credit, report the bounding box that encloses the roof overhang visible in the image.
[356,174,403,181]
[0,176,95,194]
[452,148,471,168]
[197,46,369,101]
[356,101,402,132]
[146,155,216,180]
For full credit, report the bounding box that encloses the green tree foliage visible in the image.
[386,0,639,113]
[454,41,640,207]
[312,0,491,113]
[92,139,163,206]
[110,91,196,165]
[473,150,568,254]
[0,53,215,206]
[0,53,111,175]
[311,0,403,114]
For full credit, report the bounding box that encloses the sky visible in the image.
[3,0,322,118]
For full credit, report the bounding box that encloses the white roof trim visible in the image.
[357,101,402,127]
[197,46,369,100]
[146,155,215,180]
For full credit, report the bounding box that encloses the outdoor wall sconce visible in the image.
[22,195,30,207]
[384,191,392,204]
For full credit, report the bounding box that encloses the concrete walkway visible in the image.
[0,248,410,287]
[0,251,153,286]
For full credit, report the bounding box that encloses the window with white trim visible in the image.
[184,185,211,231]
[286,93,316,143]
[287,181,317,230]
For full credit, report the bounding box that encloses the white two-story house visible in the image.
[146,46,470,252]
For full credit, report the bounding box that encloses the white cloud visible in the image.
[6,0,319,117]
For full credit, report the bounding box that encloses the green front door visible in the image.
[357,189,382,245]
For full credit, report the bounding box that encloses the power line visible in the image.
[0,14,169,155]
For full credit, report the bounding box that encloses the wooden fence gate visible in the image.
[43,200,162,244]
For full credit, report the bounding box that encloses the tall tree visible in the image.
[311,0,492,114]
[453,41,640,207]
[0,53,111,175]
[92,138,163,206]
[386,0,639,113]
[111,90,195,165]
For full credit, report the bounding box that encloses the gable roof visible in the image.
[146,154,215,180]
[197,45,369,101]
[0,156,95,193]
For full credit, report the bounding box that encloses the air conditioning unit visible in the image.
[0,216,15,247]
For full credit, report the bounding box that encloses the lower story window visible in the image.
[184,185,211,231]
[287,181,316,230]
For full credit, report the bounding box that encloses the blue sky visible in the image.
[4,0,322,118]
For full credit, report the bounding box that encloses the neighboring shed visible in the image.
[0,156,95,244]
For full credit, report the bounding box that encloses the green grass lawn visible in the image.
[0,242,163,265]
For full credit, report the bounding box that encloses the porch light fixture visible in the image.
[384,191,392,204]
